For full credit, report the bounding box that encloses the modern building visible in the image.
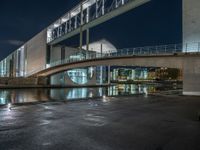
[0,0,149,78]
[0,0,200,95]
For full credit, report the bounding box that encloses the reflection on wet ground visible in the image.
[0,92,199,150]
[0,83,182,105]
[1,83,200,150]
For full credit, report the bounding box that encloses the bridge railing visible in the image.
[46,43,200,70]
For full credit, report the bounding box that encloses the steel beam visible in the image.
[49,0,150,45]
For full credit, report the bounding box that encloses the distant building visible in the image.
[82,39,117,53]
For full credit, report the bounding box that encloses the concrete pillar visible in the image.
[183,0,200,52]
[86,7,90,23]
[65,21,68,33]
[89,67,97,85]
[79,3,83,51]
[100,44,103,57]
[183,56,200,95]
[96,0,98,18]
[102,0,105,15]
[86,29,90,51]
[75,15,78,29]
[115,0,118,8]
[108,66,111,85]
[69,12,72,32]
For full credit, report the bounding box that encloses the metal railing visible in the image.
[47,43,200,69]
[19,42,200,77]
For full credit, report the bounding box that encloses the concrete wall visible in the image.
[183,56,200,95]
[50,46,61,63]
[50,46,79,64]
[7,78,38,85]
[65,47,79,58]
[0,77,10,85]
[26,29,47,76]
[182,0,200,94]
[0,77,47,86]
[183,0,200,47]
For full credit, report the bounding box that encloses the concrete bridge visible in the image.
[1,0,200,96]
[29,43,200,96]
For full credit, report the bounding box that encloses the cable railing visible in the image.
[46,43,200,69]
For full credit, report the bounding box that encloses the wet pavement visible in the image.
[0,94,200,150]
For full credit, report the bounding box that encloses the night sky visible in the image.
[0,0,182,61]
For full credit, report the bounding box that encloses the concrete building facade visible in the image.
[0,0,200,95]
[0,30,47,78]
[1,0,146,78]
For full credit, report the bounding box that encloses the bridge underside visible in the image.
[32,54,200,96]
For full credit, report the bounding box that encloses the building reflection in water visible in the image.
[0,89,50,105]
[108,84,156,96]
[50,88,105,100]
[0,84,178,105]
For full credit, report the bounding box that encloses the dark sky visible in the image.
[0,0,182,60]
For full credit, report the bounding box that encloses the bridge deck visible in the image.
[32,53,200,77]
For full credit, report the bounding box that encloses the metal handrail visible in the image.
[2,42,200,77]
[47,43,200,69]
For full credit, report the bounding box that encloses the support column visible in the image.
[69,12,72,32]
[96,0,98,18]
[86,6,90,59]
[79,3,83,52]
[183,0,200,52]
[86,7,90,23]
[115,0,118,8]
[100,66,103,84]
[86,29,90,51]
[75,15,78,29]
[86,6,90,52]
[57,28,60,38]
[183,56,200,95]
[100,43,103,57]
[46,45,52,68]
[65,18,68,33]
[108,65,111,85]
[102,0,105,15]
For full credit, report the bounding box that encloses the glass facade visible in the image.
[111,67,149,82]
[96,66,108,84]
[49,66,182,86]
[108,84,152,96]
[50,67,94,85]
[67,68,94,84]
[0,46,25,77]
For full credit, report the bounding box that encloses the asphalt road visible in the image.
[0,94,200,150]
